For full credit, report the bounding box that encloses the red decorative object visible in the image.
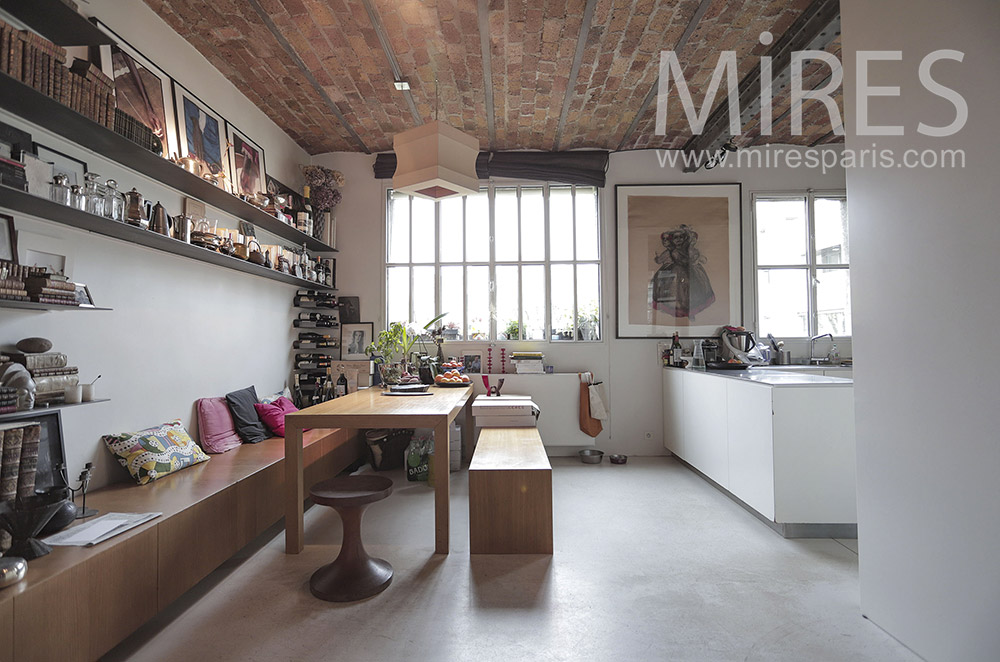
[500,348,506,374]
[487,347,493,374]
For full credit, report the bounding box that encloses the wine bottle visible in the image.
[336,370,348,398]
[297,312,335,321]
[671,332,683,367]
[294,318,338,328]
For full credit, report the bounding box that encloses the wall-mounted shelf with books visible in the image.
[0,398,110,423]
[0,300,112,312]
[0,184,335,290]
[0,72,337,253]
[0,0,113,47]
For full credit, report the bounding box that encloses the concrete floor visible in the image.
[105,457,918,662]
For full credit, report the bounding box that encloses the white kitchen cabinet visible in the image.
[661,367,856,531]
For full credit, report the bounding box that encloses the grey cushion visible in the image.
[225,386,268,444]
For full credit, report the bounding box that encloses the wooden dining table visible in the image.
[283,385,474,554]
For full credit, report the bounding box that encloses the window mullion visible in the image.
[807,192,818,336]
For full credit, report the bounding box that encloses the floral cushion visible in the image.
[102,419,210,485]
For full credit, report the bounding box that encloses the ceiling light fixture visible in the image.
[393,80,410,91]
[704,137,740,170]
[392,77,480,200]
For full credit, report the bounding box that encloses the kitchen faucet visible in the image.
[809,333,834,365]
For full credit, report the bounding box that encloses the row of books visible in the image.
[0,18,115,128]
[510,352,546,374]
[0,261,49,302]
[0,386,15,415]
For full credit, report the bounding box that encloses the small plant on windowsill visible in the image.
[502,320,520,341]
[366,314,446,385]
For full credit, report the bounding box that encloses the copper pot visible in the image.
[234,240,249,260]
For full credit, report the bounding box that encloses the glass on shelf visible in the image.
[69,184,86,211]
[83,172,105,216]
[49,173,71,206]
[103,178,126,222]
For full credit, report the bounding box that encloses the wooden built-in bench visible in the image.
[468,427,552,554]
[0,428,363,662]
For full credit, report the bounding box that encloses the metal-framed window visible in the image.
[385,184,602,342]
[752,191,850,339]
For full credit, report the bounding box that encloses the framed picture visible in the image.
[72,282,95,307]
[338,296,360,324]
[226,123,267,198]
[0,214,16,263]
[94,21,177,159]
[616,184,742,338]
[0,120,33,160]
[462,351,483,374]
[172,81,229,185]
[341,323,373,361]
[17,231,72,277]
[34,144,87,187]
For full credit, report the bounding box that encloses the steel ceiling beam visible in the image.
[554,0,598,151]
[245,0,369,153]
[680,0,841,171]
[615,0,714,152]
[360,0,422,125]
[477,0,496,149]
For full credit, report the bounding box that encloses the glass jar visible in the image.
[83,172,105,216]
[70,184,86,211]
[49,173,71,206]
[103,178,126,221]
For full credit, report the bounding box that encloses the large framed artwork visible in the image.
[226,123,267,198]
[616,184,742,338]
[172,81,229,187]
[94,20,177,159]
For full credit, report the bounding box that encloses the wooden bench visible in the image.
[0,428,363,662]
[468,427,552,554]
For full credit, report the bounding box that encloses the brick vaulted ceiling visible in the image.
[144,0,845,155]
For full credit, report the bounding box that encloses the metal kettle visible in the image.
[125,188,148,228]
[149,201,171,236]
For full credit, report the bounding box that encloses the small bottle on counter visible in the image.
[671,332,683,367]
[336,370,348,398]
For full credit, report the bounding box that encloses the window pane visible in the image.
[817,268,852,335]
[386,266,409,326]
[756,198,807,265]
[550,187,574,261]
[496,265,519,339]
[466,192,489,262]
[551,264,574,340]
[387,193,409,263]
[576,263,601,341]
[440,265,464,340]
[495,188,519,261]
[411,197,435,263]
[522,265,545,340]
[412,266,435,327]
[757,268,808,337]
[521,187,545,262]
[440,197,464,263]
[815,197,849,265]
[466,265,490,340]
[575,187,599,261]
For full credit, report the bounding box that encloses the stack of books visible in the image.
[0,420,42,548]
[11,350,79,405]
[25,274,78,306]
[0,386,16,415]
[0,261,41,302]
[510,351,545,374]
[0,18,116,129]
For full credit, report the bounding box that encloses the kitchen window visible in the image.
[752,191,850,338]
[385,185,601,342]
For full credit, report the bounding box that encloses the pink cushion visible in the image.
[196,397,242,453]
[253,396,298,437]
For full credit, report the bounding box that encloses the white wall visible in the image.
[0,0,311,489]
[841,1,1000,660]
[312,147,845,456]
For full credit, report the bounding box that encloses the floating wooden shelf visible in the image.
[0,185,335,290]
[0,72,337,253]
[0,0,113,47]
[0,398,110,423]
[0,300,112,311]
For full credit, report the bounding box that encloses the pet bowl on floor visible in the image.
[579,449,605,464]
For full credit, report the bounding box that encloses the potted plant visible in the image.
[503,320,520,341]
[366,314,446,386]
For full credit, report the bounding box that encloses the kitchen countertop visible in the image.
[663,365,853,387]
[749,364,853,372]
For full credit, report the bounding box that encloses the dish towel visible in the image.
[578,372,603,437]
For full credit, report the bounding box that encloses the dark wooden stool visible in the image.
[308,475,394,602]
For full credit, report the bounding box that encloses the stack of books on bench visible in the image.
[510,352,545,374]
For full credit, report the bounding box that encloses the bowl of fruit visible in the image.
[435,369,471,387]
[440,360,464,372]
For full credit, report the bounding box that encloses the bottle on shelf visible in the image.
[293,318,338,328]
[323,368,334,401]
[297,311,336,321]
[671,332,683,367]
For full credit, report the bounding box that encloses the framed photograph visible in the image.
[616,184,742,338]
[172,81,229,185]
[0,214,16,263]
[462,351,483,374]
[0,120,33,160]
[341,323,373,361]
[338,296,360,324]
[226,123,267,198]
[34,144,87,187]
[72,282,94,307]
[94,21,177,159]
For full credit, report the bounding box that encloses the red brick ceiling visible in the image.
[144,0,844,155]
